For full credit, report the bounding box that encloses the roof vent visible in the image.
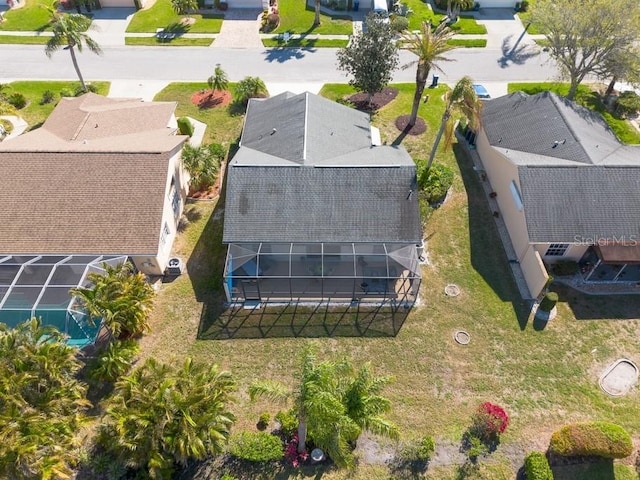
[270,128,277,136]
[552,139,566,148]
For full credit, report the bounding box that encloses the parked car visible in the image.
[473,84,491,99]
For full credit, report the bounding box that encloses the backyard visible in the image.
[132,82,640,478]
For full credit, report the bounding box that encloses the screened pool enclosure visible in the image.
[0,255,127,346]
[223,243,421,305]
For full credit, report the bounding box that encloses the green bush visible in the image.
[549,422,633,459]
[524,451,553,480]
[616,91,640,118]
[520,0,529,11]
[234,76,269,106]
[418,163,455,203]
[228,431,284,462]
[275,409,298,437]
[60,87,75,98]
[0,118,14,135]
[390,14,409,33]
[177,117,194,137]
[416,435,435,461]
[74,83,98,96]
[538,292,558,313]
[551,261,579,276]
[257,412,271,430]
[7,93,27,109]
[41,90,57,105]
[88,339,139,383]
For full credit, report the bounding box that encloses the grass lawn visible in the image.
[272,0,353,35]
[125,36,214,46]
[402,0,486,34]
[126,0,223,33]
[262,37,348,47]
[5,80,110,129]
[0,34,50,43]
[138,81,640,479]
[0,0,57,31]
[447,38,486,47]
[509,82,640,144]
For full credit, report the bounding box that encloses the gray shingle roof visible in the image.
[519,166,640,243]
[224,92,421,244]
[481,91,640,243]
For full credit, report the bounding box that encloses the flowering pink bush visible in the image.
[284,435,309,467]
[473,402,509,438]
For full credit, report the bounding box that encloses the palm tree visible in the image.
[171,0,198,18]
[45,13,102,93]
[234,76,269,106]
[314,0,321,27]
[181,143,223,192]
[402,21,456,128]
[0,318,90,479]
[70,261,155,339]
[100,357,236,479]
[207,63,229,98]
[426,75,481,169]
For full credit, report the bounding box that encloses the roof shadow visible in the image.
[552,283,640,321]
[453,142,532,330]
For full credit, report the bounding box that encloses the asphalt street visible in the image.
[0,43,559,85]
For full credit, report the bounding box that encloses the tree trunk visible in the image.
[605,76,617,97]
[313,0,320,26]
[408,67,428,127]
[427,110,449,170]
[567,79,579,101]
[297,417,307,453]
[68,44,87,92]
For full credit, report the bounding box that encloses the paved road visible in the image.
[0,42,559,85]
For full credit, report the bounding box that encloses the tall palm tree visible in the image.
[45,13,102,93]
[100,357,236,479]
[426,75,482,169]
[207,63,229,98]
[402,21,456,128]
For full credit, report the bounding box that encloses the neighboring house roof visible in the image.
[481,91,640,243]
[224,92,421,244]
[0,94,188,255]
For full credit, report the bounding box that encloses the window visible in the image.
[169,177,180,218]
[510,180,523,211]
[546,243,569,257]
[160,223,171,247]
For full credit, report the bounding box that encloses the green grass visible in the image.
[0,34,50,44]
[401,0,486,34]
[125,36,214,46]
[509,82,640,144]
[447,38,486,47]
[5,80,110,129]
[126,0,223,33]
[0,0,57,31]
[272,0,353,35]
[262,37,348,47]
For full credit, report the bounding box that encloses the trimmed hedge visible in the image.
[549,422,633,459]
[228,431,284,462]
[177,117,194,137]
[524,451,553,480]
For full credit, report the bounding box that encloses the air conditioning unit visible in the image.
[166,257,184,276]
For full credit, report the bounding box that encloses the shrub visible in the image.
[87,339,139,383]
[616,91,640,118]
[538,292,558,313]
[390,14,409,33]
[549,422,633,459]
[181,143,223,191]
[275,409,298,437]
[552,261,579,276]
[524,451,553,480]
[41,90,56,105]
[419,163,455,203]
[265,13,279,31]
[60,87,75,98]
[234,76,269,105]
[465,434,488,462]
[416,435,436,461]
[177,116,194,137]
[257,412,271,430]
[0,118,14,135]
[228,431,284,462]
[519,0,529,11]
[472,402,509,440]
[7,92,27,109]
[74,83,98,96]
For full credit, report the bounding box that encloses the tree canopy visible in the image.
[530,0,640,100]
[337,13,400,107]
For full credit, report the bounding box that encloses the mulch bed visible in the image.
[346,87,399,111]
[190,89,232,109]
[394,114,427,135]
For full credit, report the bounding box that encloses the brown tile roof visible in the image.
[0,94,188,255]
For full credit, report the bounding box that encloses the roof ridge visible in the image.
[303,92,309,161]
[547,92,592,160]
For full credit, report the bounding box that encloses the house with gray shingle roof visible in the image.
[222,92,422,306]
[0,93,189,344]
[475,91,640,298]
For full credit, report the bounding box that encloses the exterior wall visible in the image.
[480,0,517,7]
[229,0,265,7]
[520,245,548,299]
[533,243,589,263]
[98,0,136,7]
[476,129,530,261]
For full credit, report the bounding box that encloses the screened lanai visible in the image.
[0,255,127,346]
[223,243,421,305]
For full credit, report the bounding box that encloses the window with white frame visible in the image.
[169,177,180,218]
[509,180,524,211]
[545,243,569,256]
[160,222,171,247]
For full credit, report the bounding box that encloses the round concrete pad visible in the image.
[599,359,638,396]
